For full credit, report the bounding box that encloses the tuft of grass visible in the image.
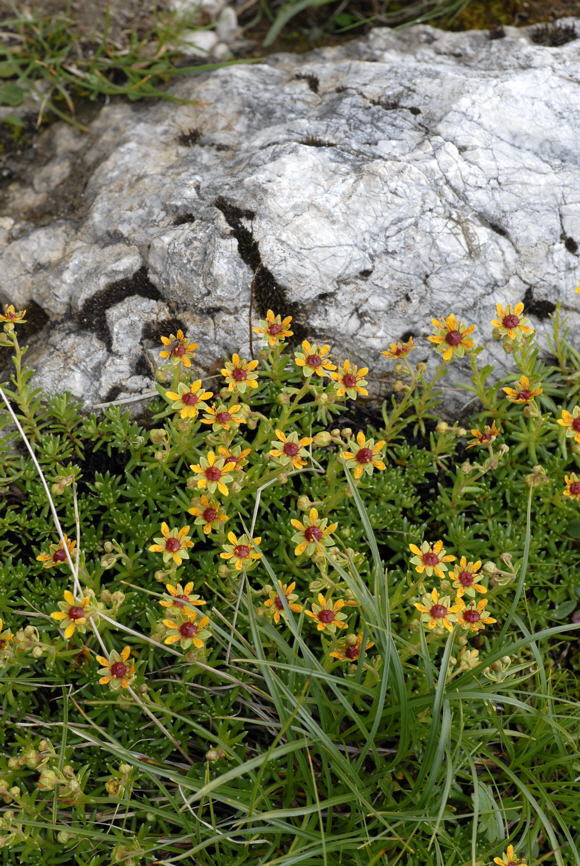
[0,297,579,865]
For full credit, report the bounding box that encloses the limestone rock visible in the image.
[1,20,579,411]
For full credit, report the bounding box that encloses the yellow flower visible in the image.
[329,360,369,399]
[220,532,262,571]
[491,302,534,341]
[164,380,213,419]
[96,646,135,690]
[253,310,293,346]
[216,445,251,472]
[50,590,92,640]
[556,406,580,443]
[457,597,496,632]
[189,451,236,496]
[148,523,194,566]
[409,540,455,578]
[502,375,542,404]
[36,535,77,569]
[414,588,462,633]
[341,431,386,480]
[159,582,206,613]
[493,843,526,866]
[187,495,228,534]
[380,337,415,360]
[290,508,338,557]
[162,610,211,650]
[466,421,501,449]
[448,557,487,598]
[0,304,26,324]
[269,430,313,469]
[563,473,580,500]
[329,632,374,662]
[159,330,198,366]
[200,402,246,432]
[263,581,303,624]
[0,619,14,653]
[220,353,260,394]
[428,314,476,361]
[304,594,351,633]
[294,340,337,378]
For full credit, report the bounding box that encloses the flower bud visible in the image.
[313,431,332,447]
[483,561,498,574]
[393,380,405,392]
[277,392,291,405]
[149,428,168,445]
[436,421,449,434]
[296,495,311,511]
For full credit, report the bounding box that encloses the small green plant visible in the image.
[0,292,579,865]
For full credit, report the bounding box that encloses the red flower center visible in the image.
[458,571,474,587]
[216,411,231,424]
[232,367,247,381]
[172,344,186,357]
[317,609,335,623]
[569,481,580,495]
[445,330,463,346]
[67,605,85,620]
[234,545,250,559]
[203,507,217,523]
[430,604,447,619]
[343,373,357,388]
[422,552,440,566]
[173,594,189,608]
[179,621,198,638]
[182,392,199,406]
[304,525,323,543]
[205,466,222,481]
[517,389,532,401]
[463,609,481,623]
[572,418,580,432]
[355,447,373,464]
[283,441,300,457]
[53,548,68,562]
[306,354,322,368]
[345,645,359,659]
[480,432,492,442]
[274,595,285,610]
[165,537,181,552]
[502,314,520,329]
[110,661,128,679]
[268,323,282,335]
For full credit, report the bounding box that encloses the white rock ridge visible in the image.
[0,21,579,409]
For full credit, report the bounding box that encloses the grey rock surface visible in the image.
[1,21,579,411]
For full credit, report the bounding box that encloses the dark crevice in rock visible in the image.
[173,213,196,225]
[299,136,335,148]
[134,353,151,377]
[103,385,122,403]
[370,98,421,115]
[213,196,307,344]
[177,128,202,146]
[77,266,161,349]
[295,73,319,93]
[561,234,578,254]
[359,269,373,279]
[488,26,506,39]
[522,286,556,320]
[489,222,508,237]
[400,330,417,342]
[142,317,187,344]
[530,22,577,46]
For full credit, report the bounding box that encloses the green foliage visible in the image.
[0,302,579,865]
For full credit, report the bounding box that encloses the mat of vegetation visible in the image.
[0,295,579,865]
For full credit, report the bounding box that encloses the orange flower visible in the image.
[290,509,337,558]
[502,375,542,404]
[304,594,350,633]
[491,302,533,342]
[563,473,580,500]
[556,406,580,443]
[164,380,213,419]
[50,590,92,639]
[409,540,455,578]
[159,330,198,366]
[269,430,313,470]
[341,431,386,479]
[200,402,246,432]
[263,582,303,624]
[216,445,251,471]
[329,632,374,662]
[36,535,77,569]
[162,610,211,650]
[220,353,259,394]
[253,310,294,346]
[380,337,415,360]
[148,523,194,566]
[466,421,501,449]
[294,340,336,378]
[329,360,369,399]
[414,588,462,633]
[0,304,26,324]
[189,451,236,496]
[159,582,206,613]
[220,532,262,571]
[187,495,228,534]
[428,314,476,361]
[96,646,135,690]
[493,844,526,866]
[456,598,496,632]
[448,557,487,598]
